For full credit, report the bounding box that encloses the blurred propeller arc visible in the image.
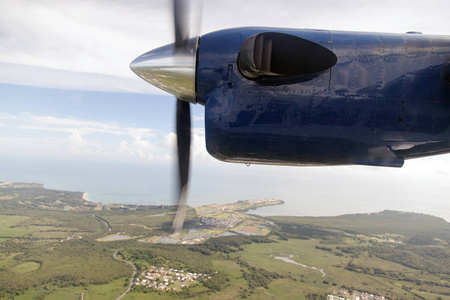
[130,0,202,234]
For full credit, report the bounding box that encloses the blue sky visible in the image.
[1,0,450,220]
[0,83,205,162]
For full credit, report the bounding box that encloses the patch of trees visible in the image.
[344,261,450,291]
[369,244,450,274]
[315,245,333,252]
[202,271,229,291]
[305,292,327,299]
[133,284,210,299]
[335,246,368,254]
[232,256,284,292]
[242,266,281,290]
[0,239,131,297]
[344,261,419,282]
[122,244,212,273]
[345,262,370,274]
[272,223,339,240]
[110,224,151,236]
[189,235,273,255]
[407,236,440,245]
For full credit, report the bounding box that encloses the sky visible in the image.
[1,0,450,220]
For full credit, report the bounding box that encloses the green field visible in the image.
[15,277,128,300]
[0,215,35,239]
[12,262,41,273]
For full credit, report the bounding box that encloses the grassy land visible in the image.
[0,183,449,299]
[0,215,35,239]
[15,277,128,300]
[11,262,41,273]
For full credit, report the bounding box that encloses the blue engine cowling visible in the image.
[196,27,450,167]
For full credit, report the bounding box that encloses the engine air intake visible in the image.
[443,62,450,86]
[238,32,337,80]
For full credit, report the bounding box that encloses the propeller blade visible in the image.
[172,0,201,233]
[174,0,190,48]
[131,1,201,234]
[172,99,191,233]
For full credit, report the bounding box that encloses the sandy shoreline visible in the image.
[82,193,107,205]
[82,193,91,202]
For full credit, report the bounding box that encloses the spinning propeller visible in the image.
[130,0,201,233]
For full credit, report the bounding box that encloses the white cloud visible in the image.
[0,0,171,77]
[13,113,125,136]
[192,114,204,122]
[0,0,171,93]
[0,63,161,94]
[161,132,176,148]
[0,112,210,163]
[158,129,210,163]
[68,132,84,145]
[116,139,156,160]
[64,132,103,157]
[127,128,155,140]
[1,0,449,92]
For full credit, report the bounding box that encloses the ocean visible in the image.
[2,156,449,222]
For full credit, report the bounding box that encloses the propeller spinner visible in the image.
[130,0,201,233]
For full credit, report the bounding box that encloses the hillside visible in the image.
[269,210,450,243]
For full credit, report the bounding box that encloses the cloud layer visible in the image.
[1,0,449,92]
[0,111,208,163]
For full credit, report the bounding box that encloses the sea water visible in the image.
[1,156,449,222]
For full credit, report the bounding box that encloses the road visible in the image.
[93,214,112,232]
[113,249,137,300]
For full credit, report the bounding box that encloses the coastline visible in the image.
[82,193,91,203]
[4,181,449,222]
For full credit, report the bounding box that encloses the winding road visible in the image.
[93,215,136,299]
[113,249,137,300]
[93,214,112,232]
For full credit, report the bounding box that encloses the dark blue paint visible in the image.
[196,27,450,167]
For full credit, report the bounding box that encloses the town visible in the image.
[0,182,44,189]
[328,290,386,300]
[135,266,212,291]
